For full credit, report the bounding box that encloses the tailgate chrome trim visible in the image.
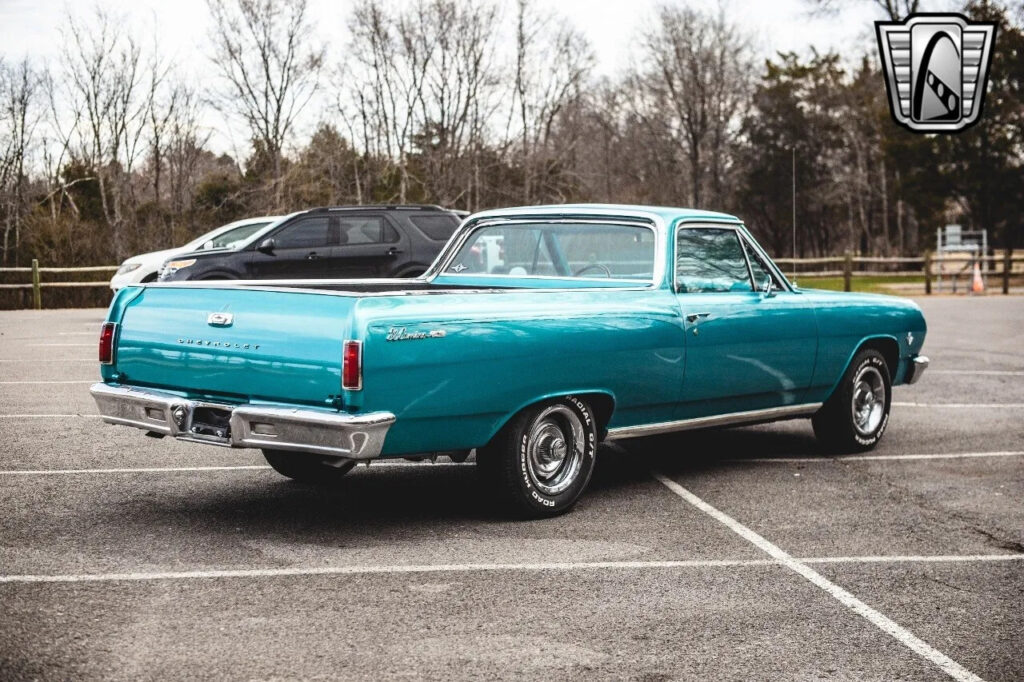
[90,383,394,459]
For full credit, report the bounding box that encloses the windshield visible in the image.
[444,221,656,283]
[185,221,272,251]
[206,222,270,248]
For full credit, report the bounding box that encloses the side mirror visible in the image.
[257,238,275,255]
[202,239,215,250]
[762,275,777,298]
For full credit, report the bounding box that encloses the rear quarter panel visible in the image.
[351,288,686,455]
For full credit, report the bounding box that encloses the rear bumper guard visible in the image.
[90,383,394,459]
[904,355,929,385]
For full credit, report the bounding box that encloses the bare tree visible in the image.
[144,53,174,211]
[164,84,211,221]
[57,7,150,259]
[416,0,500,206]
[207,0,324,210]
[0,59,42,265]
[636,4,752,208]
[507,0,593,203]
[343,0,436,203]
[806,0,922,21]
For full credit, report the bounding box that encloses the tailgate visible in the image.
[111,286,356,406]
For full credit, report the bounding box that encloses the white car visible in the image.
[110,217,281,291]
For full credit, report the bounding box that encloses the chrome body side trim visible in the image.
[904,355,929,385]
[606,403,823,440]
[90,383,394,459]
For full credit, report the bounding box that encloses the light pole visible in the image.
[791,146,797,282]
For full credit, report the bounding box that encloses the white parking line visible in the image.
[652,472,983,682]
[0,414,100,418]
[801,554,1024,565]
[25,343,94,347]
[930,370,1024,376]
[0,359,93,363]
[0,451,1015,474]
[731,450,1024,464]
[0,462,469,475]
[1,553,1020,585]
[0,560,775,584]
[894,401,1024,408]
[0,380,95,385]
[0,465,273,476]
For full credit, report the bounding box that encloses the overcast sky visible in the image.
[0,0,893,74]
[0,0,948,156]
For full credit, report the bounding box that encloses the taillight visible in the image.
[99,322,117,365]
[342,340,362,391]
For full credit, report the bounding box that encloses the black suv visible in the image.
[159,205,462,282]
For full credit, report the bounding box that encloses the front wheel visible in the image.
[262,449,356,483]
[812,349,892,453]
[477,397,598,518]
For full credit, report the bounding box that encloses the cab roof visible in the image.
[470,203,741,225]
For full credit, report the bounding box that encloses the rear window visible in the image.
[410,214,459,241]
[446,221,656,282]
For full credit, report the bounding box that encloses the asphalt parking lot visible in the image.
[1,296,1022,681]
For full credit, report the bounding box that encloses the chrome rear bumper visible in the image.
[904,355,930,385]
[90,383,394,459]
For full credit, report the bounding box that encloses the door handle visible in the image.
[306,252,320,260]
[685,312,711,323]
[385,247,403,257]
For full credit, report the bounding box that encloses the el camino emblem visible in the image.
[207,312,233,327]
[386,326,446,342]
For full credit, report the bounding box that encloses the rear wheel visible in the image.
[812,349,892,453]
[262,449,356,483]
[477,396,598,518]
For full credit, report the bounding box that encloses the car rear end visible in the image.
[90,284,393,460]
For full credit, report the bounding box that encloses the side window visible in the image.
[410,214,459,241]
[272,217,332,249]
[675,228,753,293]
[742,238,784,292]
[338,217,398,245]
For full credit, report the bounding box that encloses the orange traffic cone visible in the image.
[971,261,985,294]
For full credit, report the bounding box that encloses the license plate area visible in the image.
[190,406,232,441]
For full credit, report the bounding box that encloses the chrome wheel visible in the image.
[851,365,886,437]
[525,404,586,496]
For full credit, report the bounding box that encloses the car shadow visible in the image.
[104,423,826,542]
[611,422,825,477]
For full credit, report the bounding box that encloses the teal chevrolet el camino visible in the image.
[91,204,929,517]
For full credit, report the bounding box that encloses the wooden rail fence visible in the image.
[775,250,1022,295]
[1,250,1021,309]
[0,260,117,309]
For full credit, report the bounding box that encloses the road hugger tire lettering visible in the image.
[478,396,598,518]
[812,350,892,453]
